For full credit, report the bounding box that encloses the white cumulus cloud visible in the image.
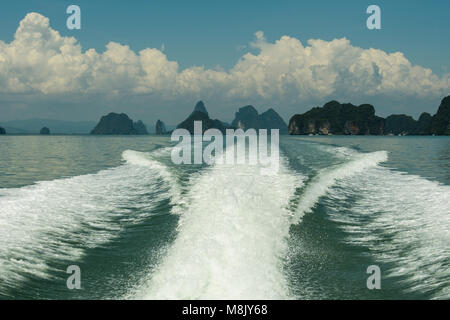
[0,12,449,115]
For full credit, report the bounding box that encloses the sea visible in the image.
[0,135,449,300]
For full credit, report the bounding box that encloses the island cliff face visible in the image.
[384,113,433,135]
[385,114,417,135]
[133,120,148,134]
[289,101,384,135]
[289,96,449,136]
[259,108,289,134]
[430,96,450,135]
[91,113,148,135]
[232,106,259,130]
[177,101,228,134]
[155,119,167,135]
[231,106,288,134]
[416,113,433,135]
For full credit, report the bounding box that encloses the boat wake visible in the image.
[0,148,180,296]
[1,140,448,300]
[326,163,450,299]
[302,144,450,299]
[291,149,388,224]
[130,145,303,299]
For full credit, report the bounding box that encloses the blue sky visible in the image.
[0,0,449,123]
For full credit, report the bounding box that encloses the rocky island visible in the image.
[40,127,50,135]
[0,127,5,134]
[91,113,148,135]
[289,95,450,135]
[133,120,148,135]
[231,105,288,134]
[176,101,288,135]
[177,101,229,134]
[289,101,384,135]
[155,120,167,135]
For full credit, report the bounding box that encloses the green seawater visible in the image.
[0,135,448,299]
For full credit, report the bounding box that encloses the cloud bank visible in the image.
[0,13,449,120]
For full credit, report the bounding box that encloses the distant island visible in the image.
[289,95,450,136]
[155,120,167,135]
[133,120,149,135]
[176,101,230,134]
[40,127,50,135]
[90,113,148,135]
[1,96,448,136]
[87,101,288,136]
[232,106,288,134]
[0,119,96,134]
[176,101,288,134]
[82,95,450,136]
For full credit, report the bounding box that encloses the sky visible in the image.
[0,0,449,125]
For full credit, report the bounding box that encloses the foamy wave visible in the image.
[327,167,450,299]
[316,145,359,159]
[292,149,388,223]
[130,145,303,299]
[122,149,183,212]
[0,149,180,295]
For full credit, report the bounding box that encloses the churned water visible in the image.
[0,135,448,299]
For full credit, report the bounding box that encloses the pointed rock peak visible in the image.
[155,119,167,135]
[260,107,286,121]
[437,95,450,114]
[194,101,208,116]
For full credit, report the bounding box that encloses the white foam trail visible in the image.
[122,149,184,212]
[292,150,388,223]
[0,149,179,294]
[131,145,303,299]
[327,167,450,299]
[316,145,359,159]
